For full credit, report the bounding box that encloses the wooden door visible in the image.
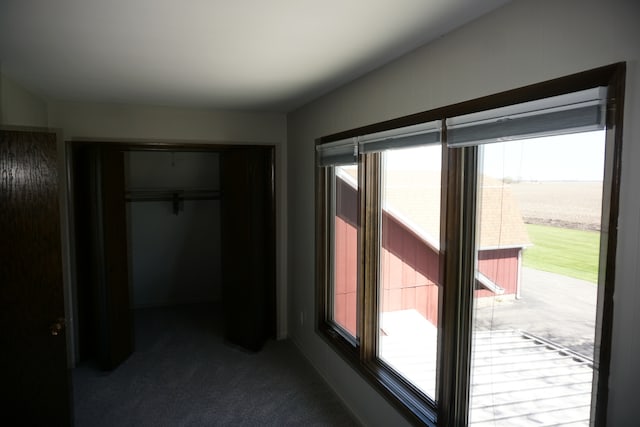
[0,130,71,425]
[73,145,133,370]
[220,147,276,351]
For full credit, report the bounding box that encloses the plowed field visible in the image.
[509,181,603,231]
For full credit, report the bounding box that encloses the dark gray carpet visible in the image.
[73,304,359,426]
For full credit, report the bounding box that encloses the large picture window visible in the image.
[316,64,624,426]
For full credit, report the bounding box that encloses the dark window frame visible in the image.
[315,62,625,426]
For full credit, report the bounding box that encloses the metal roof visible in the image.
[379,310,594,426]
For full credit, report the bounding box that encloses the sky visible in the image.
[480,130,606,182]
[384,130,606,182]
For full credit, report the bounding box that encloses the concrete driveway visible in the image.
[474,267,598,358]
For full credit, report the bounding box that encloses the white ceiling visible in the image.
[0,0,509,112]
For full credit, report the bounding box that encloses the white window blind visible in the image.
[446,87,607,147]
[317,121,442,167]
[316,138,358,166]
[359,120,441,153]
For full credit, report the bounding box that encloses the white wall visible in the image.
[47,101,286,143]
[287,1,640,425]
[0,72,48,127]
[126,151,221,308]
[46,102,289,346]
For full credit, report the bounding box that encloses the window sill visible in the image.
[317,322,438,427]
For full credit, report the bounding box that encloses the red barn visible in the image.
[333,170,530,335]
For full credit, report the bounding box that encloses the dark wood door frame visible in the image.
[68,140,278,361]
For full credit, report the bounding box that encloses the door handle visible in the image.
[50,317,66,336]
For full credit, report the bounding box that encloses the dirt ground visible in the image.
[508,181,603,230]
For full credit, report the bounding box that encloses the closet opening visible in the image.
[70,142,276,372]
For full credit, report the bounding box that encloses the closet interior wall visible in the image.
[125,151,221,308]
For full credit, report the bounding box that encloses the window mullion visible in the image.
[315,165,329,330]
[439,145,478,426]
[360,152,381,361]
[327,168,337,323]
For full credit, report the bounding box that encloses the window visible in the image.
[378,144,442,400]
[469,132,606,425]
[316,63,624,426]
[332,164,359,338]
[317,140,359,341]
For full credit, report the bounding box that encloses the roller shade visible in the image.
[316,138,357,166]
[446,87,607,147]
[359,120,441,153]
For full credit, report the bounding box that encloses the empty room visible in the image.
[2,1,640,426]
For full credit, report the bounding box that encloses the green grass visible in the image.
[522,224,600,283]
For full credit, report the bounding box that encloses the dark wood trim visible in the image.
[360,153,380,362]
[71,139,272,152]
[320,63,625,145]
[439,146,462,426]
[314,158,328,333]
[266,146,278,338]
[361,360,438,426]
[435,133,448,407]
[438,143,478,426]
[593,62,626,427]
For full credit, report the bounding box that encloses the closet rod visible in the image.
[125,190,221,202]
[125,190,221,215]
